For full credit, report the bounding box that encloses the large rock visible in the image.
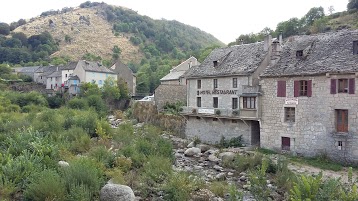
[100,184,135,201]
[58,161,69,167]
[218,152,236,161]
[184,147,201,156]
[208,154,219,162]
[197,144,211,152]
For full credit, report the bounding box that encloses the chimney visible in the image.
[56,66,59,71]
[239,39,244,45]
[264,35,272,51]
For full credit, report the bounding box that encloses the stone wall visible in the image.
[154,84,187,110]
[185,116,252,145]
[260,75,358,164]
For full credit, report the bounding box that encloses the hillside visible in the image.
[13,3,223,64]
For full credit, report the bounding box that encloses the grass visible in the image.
[289,155,343,171]
[257,148,278,155]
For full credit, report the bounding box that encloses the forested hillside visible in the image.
[0,1,223,93]
[228,1,358,46]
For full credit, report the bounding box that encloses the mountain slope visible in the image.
[14,3,224,64]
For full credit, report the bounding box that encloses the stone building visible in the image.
[155,56,200,110]
[110,60,136,96]
[260,30,358,163]
[182,39,274,145]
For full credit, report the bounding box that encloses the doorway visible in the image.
[251,121,260,146]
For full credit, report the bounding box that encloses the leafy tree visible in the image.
[0,23,10,35]
[348,0,358,10]
[118,78,129,98]
[301,7,325,27]
[102,77,120,105]
[11,32,27,46]
[275,18,302,38]
[80,82,101,97]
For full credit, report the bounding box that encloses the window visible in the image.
[354,41,358,55]
[336,109,348,132]
[338,141,343,150]
[232,120,238,123]
[51,77,52,81]
[294,80,312,97]
[213,79,218,88]
[197,97,201,107]
[55,84,58,88]
[40,76,42,79]
[213,118,218,121]
[232,98,238,109]
[213,97,218,108]
[296,50,303,59]
[284,107,295,122]
[197,80,201,89]
[213,61,218,67]
[196,116,200,120]
[331,78,355,94]
[98,80,103,85]
[51,84,53,89]
[243,97,256,109]
[233,78,237,88]
[277,80,286,97]
[338,79,348,93]
[65,74,68,78]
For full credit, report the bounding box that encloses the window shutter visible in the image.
[349,78,355,94]
[307,80,312,97]
[330,79,337,94]
[294,80,300,97]
[277,81,286,97]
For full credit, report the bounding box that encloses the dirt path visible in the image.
[288,162,357,183]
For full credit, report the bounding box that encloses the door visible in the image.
[282,137,290,151]
[251,121,260,146]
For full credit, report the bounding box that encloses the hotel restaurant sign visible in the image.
[197,89,238,95]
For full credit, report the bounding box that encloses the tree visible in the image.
[328,6,335,15]
[0,23,10,35]
[302,7,325,27]
[118,78,129,98]
[102,77,120,106]
[275,18,302,38]
[348,0,358,10]
[12,32,28,46]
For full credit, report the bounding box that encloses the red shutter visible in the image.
[307,80,312,97]
[277,81,286,97]
[349,78,355,94]
[330,79,337,94]
[294,80,300,97]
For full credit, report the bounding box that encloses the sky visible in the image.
[0,0,348,44]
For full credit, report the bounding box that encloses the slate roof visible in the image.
[19,66,40,73]
[262,30,358,77]
[78,60,116,74]
[160,70,187,81]
[47,70,62,77]
[185,42,268,78]
[62,62,77,70]
[68,75,80,80]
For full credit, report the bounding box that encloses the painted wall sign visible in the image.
[198,108,215,114]
[197,89,238,95]
[285,98,298,105]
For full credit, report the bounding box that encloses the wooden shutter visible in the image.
[294,80,300,97]
[330,79,337,94]
[277,81,286,97]
[349,78,355,94]
[307,80,312,97]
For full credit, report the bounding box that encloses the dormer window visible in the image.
[296,50,303,59]
[354,41,358,55]
[213,60,218,67]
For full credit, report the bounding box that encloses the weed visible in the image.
[209,181,228,197]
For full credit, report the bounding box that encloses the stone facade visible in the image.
[110,61,136,96]
[154,84,186,110]
[260,75,358,164]
[185,116,252,145]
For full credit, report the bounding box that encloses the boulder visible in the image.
[100,184,135,201]
[218,152,236,161]
[197,144,211,152]
[58,161,69,167]
[208,154,219,162]
[184,147,201,156]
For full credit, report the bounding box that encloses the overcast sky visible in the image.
[0,0,347,44]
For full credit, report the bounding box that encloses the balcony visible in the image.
[181,106,259,120]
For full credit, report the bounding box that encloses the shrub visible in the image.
[88,146,115,168]
[67,98,88,110]
[47,95,64,108]
[24,169,66,201]
[218,135,243,148]
[210,181,228,197]
[86,95,107,116]
[95,118,112,139]
[21,104,46,113]
[164,172,205,201]
[249,158,271,201]
[105,168,125,185]
[66,183,92,201]
[60,127,91,153]
[114,156,132,173]
[61,158,105,198]
[223,152,263,172]
[112,123,134,144]
[72,109,98,137]
[290,173,323,200]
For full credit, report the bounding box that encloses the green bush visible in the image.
[210,181,229,197]
[61,158,105,198]
[163,171,205,201]
[223,153,263,172]
[66,183,92,201]
[218,135,243,148]
[67,98,88,110]
[249,158,271,201]
[21,104,46,113]
[112,123,134,144]
[32,109,65,134]
[86,95,107,117]
[88,146,116,168]
[47,95,64,108]
[60,127,91,153]
[24,169,66,201]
